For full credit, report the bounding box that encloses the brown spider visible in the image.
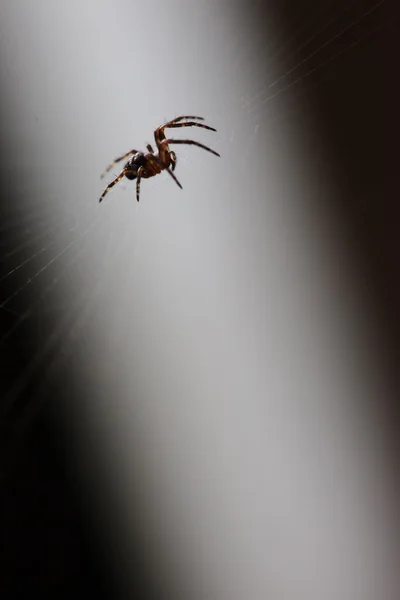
[99,115,220,203]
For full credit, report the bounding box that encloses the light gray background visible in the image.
[0,1,395,598]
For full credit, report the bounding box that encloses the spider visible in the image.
[99,115,220,203]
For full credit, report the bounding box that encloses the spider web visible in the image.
[0,167,136,417]
[0,0,391,419]
[0,5,394,600]
[235,0,390,138]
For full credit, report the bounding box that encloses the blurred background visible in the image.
[0,1,397,598]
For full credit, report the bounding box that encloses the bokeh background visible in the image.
[0,1,397,598]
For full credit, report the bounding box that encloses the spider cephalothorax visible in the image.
[99,115,219,203]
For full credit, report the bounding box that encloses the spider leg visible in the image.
[99,169,136,203]
[155,117,211,149]
[154,119,215,147]
[146,143,155,153]
[148,154,182,189]
[100,149,139,179]
[170,150,177,171]
[136,166,145,202]
[164,166,182,189]
[161,139,220,157]
[166,115,205,124]
[163,121,216,133]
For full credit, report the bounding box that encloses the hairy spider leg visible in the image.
[163,121,216,133]
[166,115,205,124]
[155,119,217,163]
[100,149,139,179]
[99,168,137,202]
[169,150,177,171]
[146,144,155,153]
[160,139,220,158]
[163,165,182,189]
[136,166,146,202]
[154,121,216,148]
